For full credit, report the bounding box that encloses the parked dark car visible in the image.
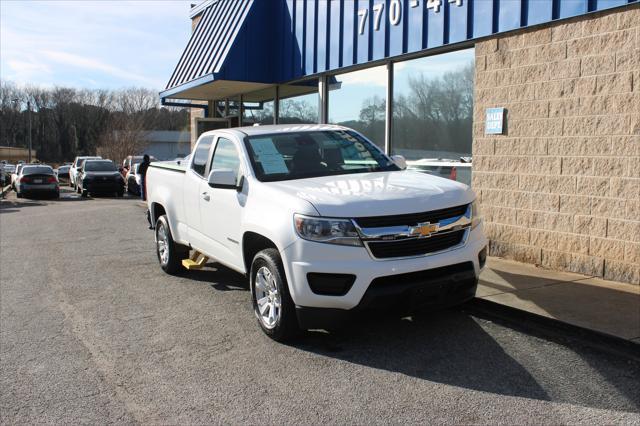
[15,165,59,199]
[77,160,125,198]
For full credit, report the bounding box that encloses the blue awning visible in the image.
[162,0,259,99]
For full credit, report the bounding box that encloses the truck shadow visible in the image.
[189,262,639,412]
[188,262,249,292]
[294,310,640,412]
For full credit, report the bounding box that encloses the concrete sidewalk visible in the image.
[478,257,640,343]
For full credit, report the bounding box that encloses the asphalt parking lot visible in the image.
[1,188,639,424]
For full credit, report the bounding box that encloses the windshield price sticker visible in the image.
[358,0,463,35]
[249,138,289,175]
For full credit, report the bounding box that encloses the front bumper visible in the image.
[280,223,487,313]
[84,180,124,193]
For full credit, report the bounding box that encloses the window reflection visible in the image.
[328,66,387,150]
[392,49,474,185]
[278,80,319,124]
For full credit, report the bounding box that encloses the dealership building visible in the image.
[162,0,639,284]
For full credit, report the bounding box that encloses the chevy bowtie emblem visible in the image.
[409,222,439,238]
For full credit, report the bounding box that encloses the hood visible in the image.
[268,170,475,218]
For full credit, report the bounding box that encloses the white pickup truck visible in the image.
[146,124,487,341]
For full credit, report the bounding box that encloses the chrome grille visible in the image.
[354,204,471,260]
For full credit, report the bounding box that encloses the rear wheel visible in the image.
[155,215,188,275]
[250,248,299,342]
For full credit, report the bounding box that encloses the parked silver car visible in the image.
[15,165,59,199]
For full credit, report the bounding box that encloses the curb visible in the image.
[464,298,640,362]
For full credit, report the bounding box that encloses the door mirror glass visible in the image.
[208,169,238,189]
[391,155,407,170]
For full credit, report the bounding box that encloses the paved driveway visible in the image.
[1,189,639,424]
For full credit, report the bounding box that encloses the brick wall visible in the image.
[473,5,639,285]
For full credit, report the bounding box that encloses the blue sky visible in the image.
[0,0,193,90]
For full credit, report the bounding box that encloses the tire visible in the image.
[155,215,188,275]
[250,248,299,342]
[16,192,22,198]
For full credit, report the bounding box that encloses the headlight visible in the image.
[294,214,362,247]
[471,200,482,230]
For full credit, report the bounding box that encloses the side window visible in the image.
[210,138,241,184]
[191,136,214,176]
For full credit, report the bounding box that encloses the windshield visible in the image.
[84,161,116,172]
[22,166,53,175]
[244,130,398,182]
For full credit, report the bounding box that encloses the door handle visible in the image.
[201,192,210,202]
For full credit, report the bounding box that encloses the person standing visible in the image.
[138,154,150,201]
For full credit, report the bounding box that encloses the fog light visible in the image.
[307,273,356,296]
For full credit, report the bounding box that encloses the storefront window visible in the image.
[391,49,474,185]
[243,100,275,125]
[328,66,387,150]
[278,80,319,124]
[242,87,276,125]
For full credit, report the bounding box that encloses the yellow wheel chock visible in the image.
[182,251,209,270]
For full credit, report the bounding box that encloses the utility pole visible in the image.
[27,101,32,163]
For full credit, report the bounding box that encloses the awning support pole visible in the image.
[274,86,280,125]
[385,61,393,156]
[319,75,329,124]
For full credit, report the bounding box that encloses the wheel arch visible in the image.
[150,202,167,225]
[242,231,279,276]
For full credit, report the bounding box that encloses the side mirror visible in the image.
[208,169,240,190]
[391,155,407,170]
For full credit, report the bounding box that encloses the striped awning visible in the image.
[164,0,254,94]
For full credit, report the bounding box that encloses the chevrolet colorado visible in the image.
[146,125,487,341]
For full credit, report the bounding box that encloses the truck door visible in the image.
[183,135,214,249]
[198,136,245,271]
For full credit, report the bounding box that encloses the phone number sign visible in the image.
[358,0,464,35]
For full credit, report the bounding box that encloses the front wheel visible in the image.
[155,215,188,275]
[250,249,299,342]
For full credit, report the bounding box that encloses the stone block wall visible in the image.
[473,5,639,284]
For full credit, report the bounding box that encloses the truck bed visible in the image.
[149,161,186,173]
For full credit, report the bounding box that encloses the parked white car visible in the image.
[10,163,24,190]
[69,156,101,189]
[146,125,486,341]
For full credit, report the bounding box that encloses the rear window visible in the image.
[85,161,117,172]
[23,166,53,175]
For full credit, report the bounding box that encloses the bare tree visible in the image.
[96,88,160,164]
[0,80,188,163]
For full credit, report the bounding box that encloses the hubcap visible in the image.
[156,223,169,265]
[254,266,281,329]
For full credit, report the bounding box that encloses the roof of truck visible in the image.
[203,124,349,138]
